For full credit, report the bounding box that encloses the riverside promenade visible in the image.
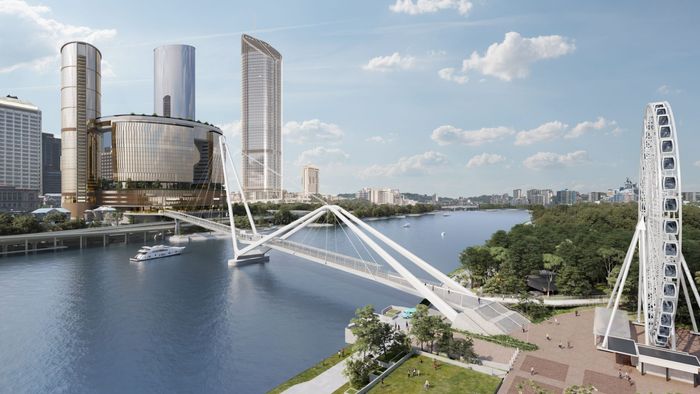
[498,309,697,393]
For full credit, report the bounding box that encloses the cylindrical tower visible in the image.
[60,41,101,219]
[154,45,195,120]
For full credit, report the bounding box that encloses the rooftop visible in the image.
[0,95,40,112]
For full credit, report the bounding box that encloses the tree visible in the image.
[272,207,295,225]
[556,264,593,296]
[343,357,374,389]
[410,305,434,350]
[349,305,384,357]
[12,215,41,234]
[607,265,621,290]
[459,246,498,287]
[542,253,563,296]
[597,246,625,279]
[44,211,67,225]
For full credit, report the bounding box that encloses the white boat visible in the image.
[441,232,446,237]
[402,223,411,228]
[130,245,185,262]
[442,213,451,217]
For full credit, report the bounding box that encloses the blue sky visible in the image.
[1,0,699,196]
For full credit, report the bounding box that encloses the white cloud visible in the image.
[283,119,344,144]
[363,151,448,177]
[565,117,619,139]
[366,133,397,144]
[523,150,588,170]
[219,120,241,142]
[438,67,468,84]
[466,153,506,168]
[658,85,681,95]
[442,32,574,83]
[296,147,349,166]
[514,121,567,145]
[431,125,514,146]
[389,0,473,16]
[363,52,416,72]
[0,0,116,74]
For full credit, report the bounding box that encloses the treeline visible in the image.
[230,200,437,228]
[459,203,700,303]
[0,212,89,235]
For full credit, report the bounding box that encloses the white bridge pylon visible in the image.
[218,137,490,331]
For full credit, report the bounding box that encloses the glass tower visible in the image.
[60,41,101,219]
[241,34,282,200]
[154,45,195,120]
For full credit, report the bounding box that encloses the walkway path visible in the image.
[282,358,349,394]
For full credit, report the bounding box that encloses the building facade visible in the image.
[154,45,195,120]
[42,133,61,194]
[556,189,577,205]
[60,42,102,218]
[0,95,42,211]
[241,34,282,201]
[513,189,522,199]
[302,165,319,195]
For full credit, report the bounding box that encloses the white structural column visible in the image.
[280,210,327,240]
[219,138,240,256]
[223,138,258,235]
[329,205,459,322]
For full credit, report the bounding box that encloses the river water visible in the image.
[0,209,528,393]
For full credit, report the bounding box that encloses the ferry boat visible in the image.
[130,245,185,262]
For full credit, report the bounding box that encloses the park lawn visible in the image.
[369,355,501,394]
[267,346,353,394]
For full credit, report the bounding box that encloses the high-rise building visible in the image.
[555,189,577,205]
[241,34,282,201]
[302,165,319,195]
[356,188,370,201]
[513,189,522,199]
[0,95,42,211]
[42,133,61,194]
[60,41,102,218]
[153,45,195,120]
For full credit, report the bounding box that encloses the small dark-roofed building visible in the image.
[527,270,558,294]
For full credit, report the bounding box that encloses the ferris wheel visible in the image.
[603,101,700,350]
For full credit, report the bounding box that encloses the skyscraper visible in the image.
[302,165,319,195]
[154,45,195,120]
[60,41,102,219]
[42,132,61,194]
[241,34,282,200]
[0,95,42,211]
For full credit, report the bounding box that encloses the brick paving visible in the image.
[582,370,635,394]
[519,355,568,382]
[497,308,697,393]
[507,376,563,394]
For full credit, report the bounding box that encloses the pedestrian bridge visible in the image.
[162,206,529,336]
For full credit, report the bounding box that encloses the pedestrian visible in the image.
[419,358,423,364]
[337,351,341,358]
[558,341,563,349]
[477,297,481,305]
[424,380,430,390]
[381,377,384,385]
[417,369,421,376]
[554,318,559,325]
[408,371,411,378]
[567,340,570,349]
[447,289,450,295]
[625,372,630,381]
[575,310,579,317]
[530,367,535,376]
[521,324,525,333]
[618,369,623,379]
[546,333,551,341]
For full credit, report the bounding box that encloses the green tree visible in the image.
[409,305,434,350]
[459,246,498,287]
[556,264,593,296]
[349,305,383,357]
[542,253,563,296]
[343,357,374,389]
[272,207,295,225]
[12,215,42,234]
[597,246,625,279]
[44,211,67,225]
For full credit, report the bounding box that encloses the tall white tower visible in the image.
[154,45,195,120]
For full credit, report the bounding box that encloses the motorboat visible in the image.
[130,245,185,262]
[441,232,446,238]
[442,213,450,217]
[402,223,411,228]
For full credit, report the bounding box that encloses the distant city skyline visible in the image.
[1,0,699,196]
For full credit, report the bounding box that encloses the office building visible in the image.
[682,192,700,203]
[241,34,282,201]
[356,188,370,201]
[513,189,522,199]
[60,41,102,218]
[302,165,319,195]
[556,189,577,205]
[0,95,42,211]
[60,41,223,218]
[42,133,61,194]
[154,45,195,120]
[589,191,605,202]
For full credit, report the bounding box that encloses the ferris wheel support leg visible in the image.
[637,260,643,324]
[639,224,650,346]
[603,226,640,349]
[608,224,641,309]
[680,266,698,333]
[680,255,700,335]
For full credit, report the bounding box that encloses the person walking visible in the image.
[530,367,535,376]
[546,333,551,341]
[424,380,430,390]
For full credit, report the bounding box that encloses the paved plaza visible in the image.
[498,308,698,393]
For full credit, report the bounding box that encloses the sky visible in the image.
[1,0,699,197]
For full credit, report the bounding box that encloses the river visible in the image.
[0,209,528,393]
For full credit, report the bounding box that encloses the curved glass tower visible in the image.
[241,34,282,200]
[60,41,101,218]
[154,45,195,120]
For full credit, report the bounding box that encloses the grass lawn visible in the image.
[369,355,501,394]
[267,346,353,394]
